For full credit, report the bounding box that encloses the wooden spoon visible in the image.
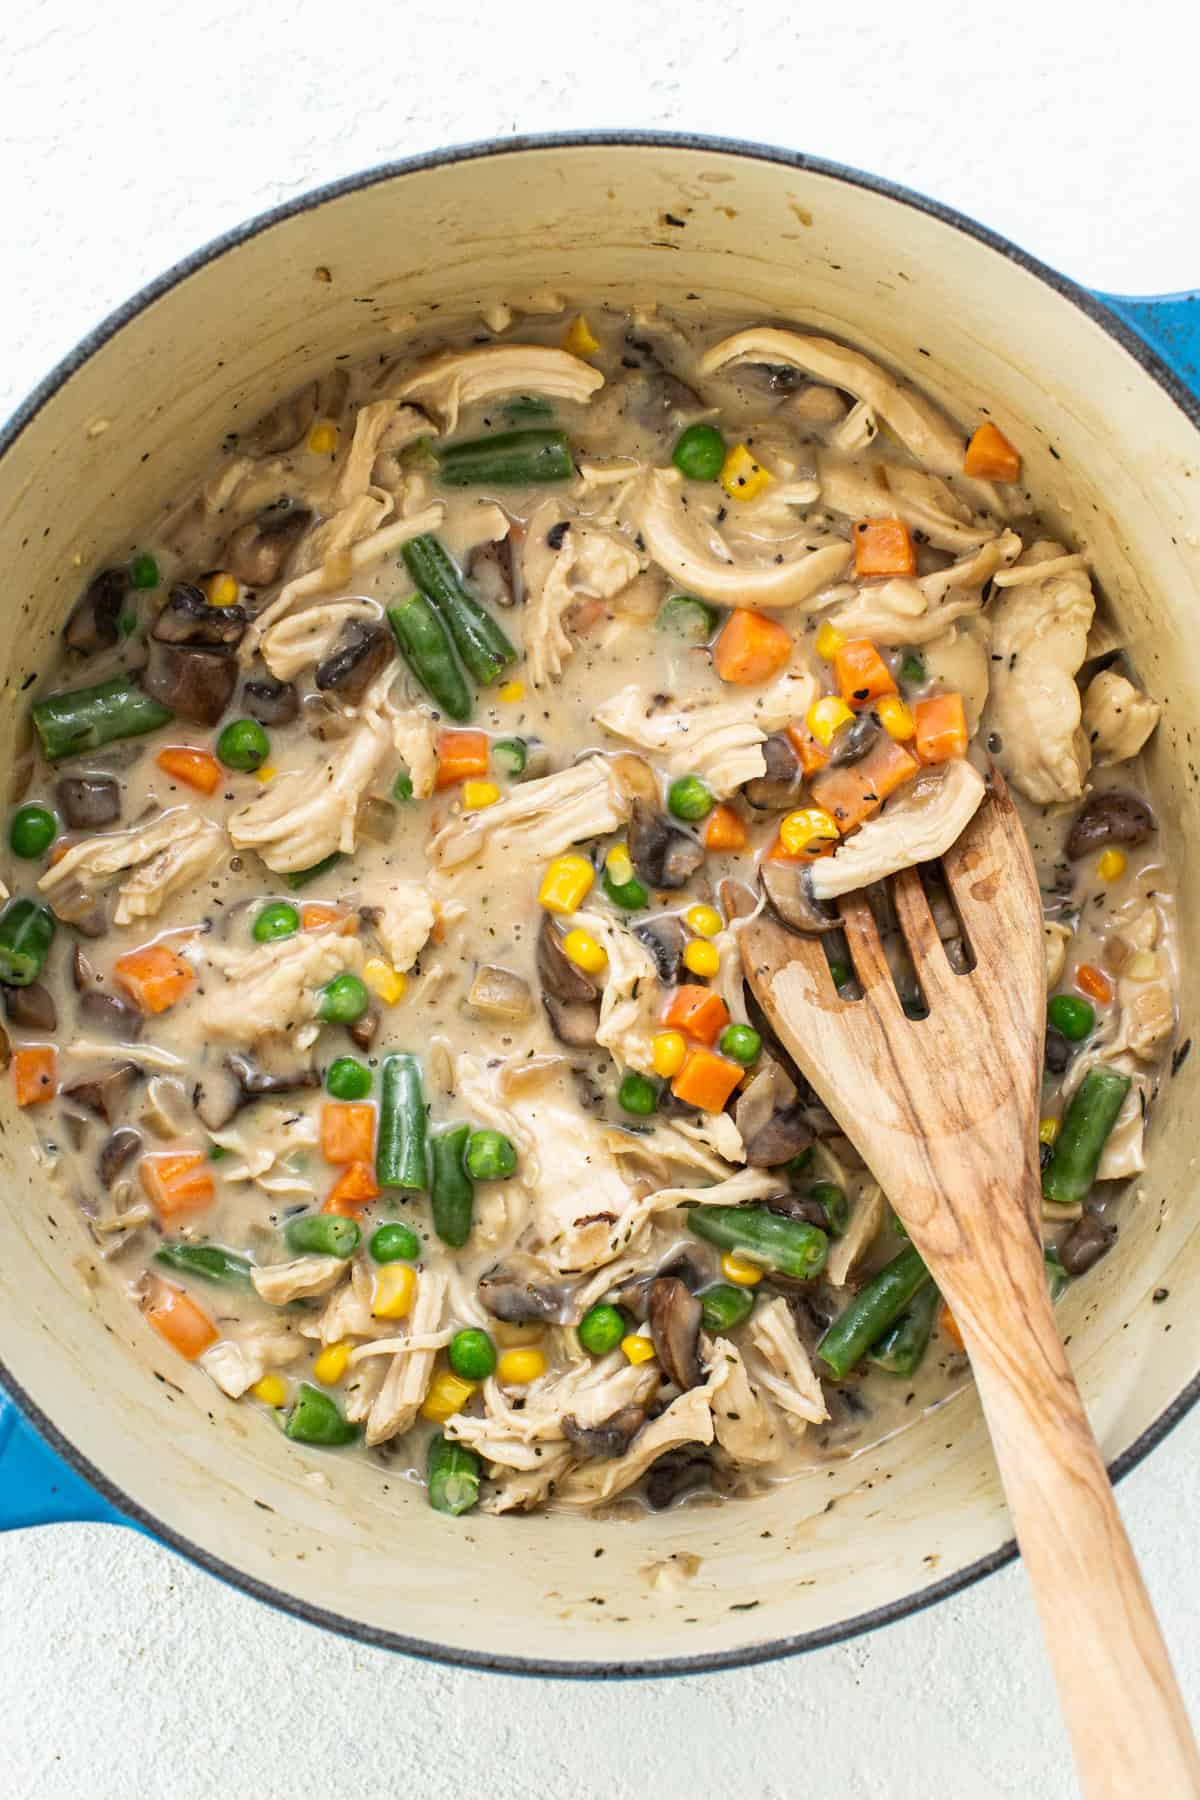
[740,770,1200,1797]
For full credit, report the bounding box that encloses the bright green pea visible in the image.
[618,1071,658,1116]
[465,1128,517,1180]
[448,1328,497,1381]
[317,973,369,1025]
[1047,994,1095,1042]
[9,804,57,859]
[899,651,925,685]
[578,1303,626,1356]
[326,1056,372,1101]
[718,1023,762,1066]
[130,552,160,589]
[672,423,726,482]
[667,775,714,822]
[828,959,851,990]
[393,770,414,802]
[252,901,300,943]
[370,1221,421,1263]
[216,717,270,772]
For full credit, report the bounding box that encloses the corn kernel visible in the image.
[538,853,595,914]
[605,844,636,887]
[685,903,723,938]
[815,621,846,660]
[562,928,608,975]
[1038,1117,1060,1146]
[562,314,601,356]
[362,958,407,1006]
[875,694,915,741]
[204,571,239,608]
[1097,848,1127,882]
[254,764,277,784]
[307,420,339,455]
[621,1333,657,1366]
[251,1374,288,1407]
[312,1341,351,1386]
[462,779,501,810]
[421,1368,477,1423]
[492,1320,545,1348]
[496,1347,547,1385]
[779,806,841,856]
[720,442,773,502]
[498,679,525,703]
[721,1251,765,1287]
[683,938,721,978]
[806,695,855,746]
[372,1263,417,1320]
[651,1030,688,1079]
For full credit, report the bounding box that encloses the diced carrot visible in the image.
[810,736,920,832]
[785,723,830,778]
[47,841,72,866]
[939,1300,965,1352]
[713,609,792,685]
[14,1045,57,1108]
[322,1160,381,1216]
[1076,963,1114,1006]
[139,1150,215,1221]
[703,803,748,853]
[672,1047,743,1112]
[765,832,835,866]
[300,903,357,935]
[320,1103,376,1166]
[113,942,195,1015]
[144,1282,218,1360]
[964,422,1021,483]
[853,517,916,578]
[156,746,222,796]
[435,729,490,789]
[913,693,968,764]
[661,985,731,1046]
[833,639,897,709]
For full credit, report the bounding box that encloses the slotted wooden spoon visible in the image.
[740,769,1199,1797]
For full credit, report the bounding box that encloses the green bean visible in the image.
[0,898,56,987]
[32,675,172,762]
[285,853,341,891]
[867,1279,939,1377]
[1041,1065,1132,1207]
[807,1180,849,1237]
[154,1243,252,1285]
[687,1204,828,1280]
[430,1123,474,1249]
[284,1214,360,1258]
[698,1282,756,1333]
[376,1053,428,1190]
[816,1247,929,1379]
[284,1383,359,1447]
[435,427,574,487]
[402,536,517,687]
[387,596,473,722]
[427,1431,482,1514]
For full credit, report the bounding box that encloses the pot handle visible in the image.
[0,1385,127,1529]
[1095,289,1200,394]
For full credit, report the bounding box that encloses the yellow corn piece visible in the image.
[779,807,840,856]
[462,779,501,811]
[1097,848,1127,882]
[1038,1118,1060,1146]
[538,853,595,914]
[421,1368,477,1423]
[685,903,723,938]
[250,1374,288,1407]
[562,314,600,356]
[815,621,846,661]
[806,695,855,746]
[683,938,720,978]
[720,442,772,503]
[204,571,239,608]
[254,764,277,785]
[492,1320,545,1348]
[496,1347,547,1385]
[362,958,407,1006]
[721,1251,765,1287]
[621,1333,657,1366]
[875,694,915,741]
[651,1030,688,1079]
[312,1342,351,1386]
[307,420,339,455]
[372,1263,417,1320]
[498,679,525,703]
[562,929,608,975]
[605,843,636,887]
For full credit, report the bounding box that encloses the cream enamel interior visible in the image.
[2,141,1198,1668]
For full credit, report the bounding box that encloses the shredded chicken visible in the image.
[825,1181,887,1287]
[40,809,224,926]
[522,500,641,686]
[260,599,381,682]
[594,673,818,799]
[984,541,1095,804]
[1082,669,1161,765]
[394,345,603,432]
[429,756,631,877]
[709,1337,783,1465]
[201,1324,305,1399]
[1045,921,1073,990]
[252,1256,348,1306]
[197,928,364,1045]
[554,1358,727,1506]
[446,1352,659,1470]
[370,879,437,972]
[571,909,661,1077]
[744,1296,829,1427]
[816,452,997,552]
[355,1270,448,1444]
[810,759,985,901]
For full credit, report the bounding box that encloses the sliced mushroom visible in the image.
[78,989,144,1040]
[543,993,601,1048]
[314,622,394,704]
[743,1105,814,1168]
[72,945,97,992]
[467,964,533,1021]
[63,1061,140,1124]
[766,1191,829,1231]
[478,1264,572,1324]
[3,981,57,1032]
[718,877,758,922]
[194,1054,317,1129]
[538,915,598,1003]
[634,916,688,986]
[627,799,704,890]
[348,1007,380,1050]
[1059,1212,1116,1275]
[151,582,248,649]
[1065,790,1156,860]
[631,367,705,430]
[562,1405,648,1461]
[744,734,803,811]
[98,1126,142,1188]
[56,774,120,830]
[64,569,127,655]
[227,1053,319,1105]
[244,381,319,455]
[827,712,880,767]
[242,676,300,726]
[647,1276,704,1391]
[141,642,239,725]
[735,1057,798,1148]
[222,501,313,587]
[760,859,840,934]
[644,1445,712,1510]
[467,536,518,608]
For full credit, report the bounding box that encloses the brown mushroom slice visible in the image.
[223,501,313,587]
[1065,790,1156,860]
[627,799,704,890]
[562,1405,648,1461]
[478,1264,572,1324]
[64,569,127,655]
[1058,1213,1116,1275]
[63,1061,141,1125]
[543,993,601,1048]
[314,622,394,704]
[744,734,804,812]
[56,774,120,830]
[141,642,239,725]
[3,981,57,1033]
[466,537,518,608]
[647,1276,704,1391]
[718,877,758,922]
[78,989,144,1040]
[242,677,300,726]
[98,1126,142,1188]
[244,381,319,455]
[644,1445,713,1510]
[827,713,880,767]
[150,583,248,649]
[760,859,841,934]
[634,916,687,985]
[742,1105,814,1169]
[735,1056,797,1147]
[227,1053,320,1106]
[468,964,533,1022]
[72,945,97,992]
[538,915,598,1004]
[348,1007,380,1050]
[766,1191,830,1231]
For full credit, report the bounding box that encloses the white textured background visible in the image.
[3,3,1199,1795]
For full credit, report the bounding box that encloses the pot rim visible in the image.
[3,128,1197,1680]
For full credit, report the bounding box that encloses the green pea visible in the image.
[130,552,160,589]
[393,770,414,802]
[657,594,719,642]
[326,1056,372,1100]
[672,423,726,482]
[899,651,925,685]
[808,1180,849,1236]
[618,1071,658,1116]
[285,1213,360,1258]
[718,1023,762,1066]
[828,959,851,990]
[216,717,271,772]
[252,901,300,943]
[465,1128,518,1180]
[578,1302,627,1356]
[317,973,369,1024]
[9,804,57,859]
[602,867,649,911]
[370,1221,421,1263]
[1048,994,1095,1042]
[448,1328,497,1381]
[667,775,714,822]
